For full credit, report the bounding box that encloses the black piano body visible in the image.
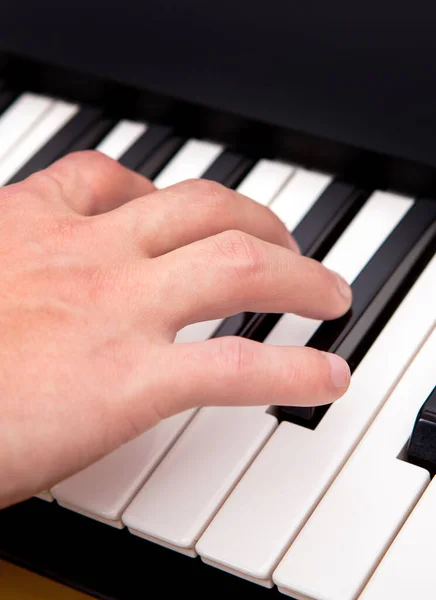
[0,2,436,599]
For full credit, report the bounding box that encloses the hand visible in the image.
[0,151,352,508]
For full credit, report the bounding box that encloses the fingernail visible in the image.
[333,271,352,304]
[322,352,350,389]
[288,234,301,254]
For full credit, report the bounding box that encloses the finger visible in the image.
[21,150,155,215]
[146,338,351,421]
[110,178,299,256]
[152,229,352,332]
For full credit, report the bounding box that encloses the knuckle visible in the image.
[62,149,116,170]
[213,336,256,378]
[49,150,122,214]
[65,151,115,206]
[213,229,264,277]
[179,177,226,201]
[175,177,231,211]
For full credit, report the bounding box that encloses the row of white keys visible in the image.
[95,119,148,160]
[195,191,418,586]
[0,92,54,164]
[120,168,335,553]
[274,258,436,600]
[360,419,436,600]
[49,147,293,522]
[122,406,278,555]
[51,410,197,527]
[0,100,80,186]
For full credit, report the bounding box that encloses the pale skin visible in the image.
[0,151,353,509]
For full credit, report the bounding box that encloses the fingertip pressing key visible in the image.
[333,271,353,305]
[321,351,351,391]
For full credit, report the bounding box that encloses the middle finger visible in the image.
[112,178,299,256]
[151,229,352,334]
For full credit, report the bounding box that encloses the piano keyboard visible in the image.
[0,84,434,600]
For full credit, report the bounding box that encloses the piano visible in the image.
[0,2,435,599]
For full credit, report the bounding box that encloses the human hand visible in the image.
[0,151,352,508]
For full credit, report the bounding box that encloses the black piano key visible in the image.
[65,116,116,153]
[6,107,115,184]
[293,180,371,258]
[213,181,370,341]
[137,134,186,180]
[407,387,436,475]
[201,149,255,188]
[118,124,173,171]
[280,198,436,425]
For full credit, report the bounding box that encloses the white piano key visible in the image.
[35,490,54,502]
[195,192,418,586]
[360,466,436,600]
[0,100,79,186]
[174,319,222,344]
[122,406,277,556]
[153,139,223,188]
[0,92,54,164]
[269,168,332,230]
[265,190,412,349]
[274,300,436,600]
[51,409,196,527]
[95,119,147,160]
[235,159,295,206]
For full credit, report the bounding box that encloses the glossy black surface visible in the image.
[407,387,436,475]
[0,499,288,600]
[214,181,371,341]
[67,118,118,154]
[6,106,113,184]
[201,150,254,188]
[3,51,436,200]
[137,135,186,181]
[281,199,436,425]
[3,3,436,172]
[292,181,371,258]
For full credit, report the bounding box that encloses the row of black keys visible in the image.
[0,84,435,431]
